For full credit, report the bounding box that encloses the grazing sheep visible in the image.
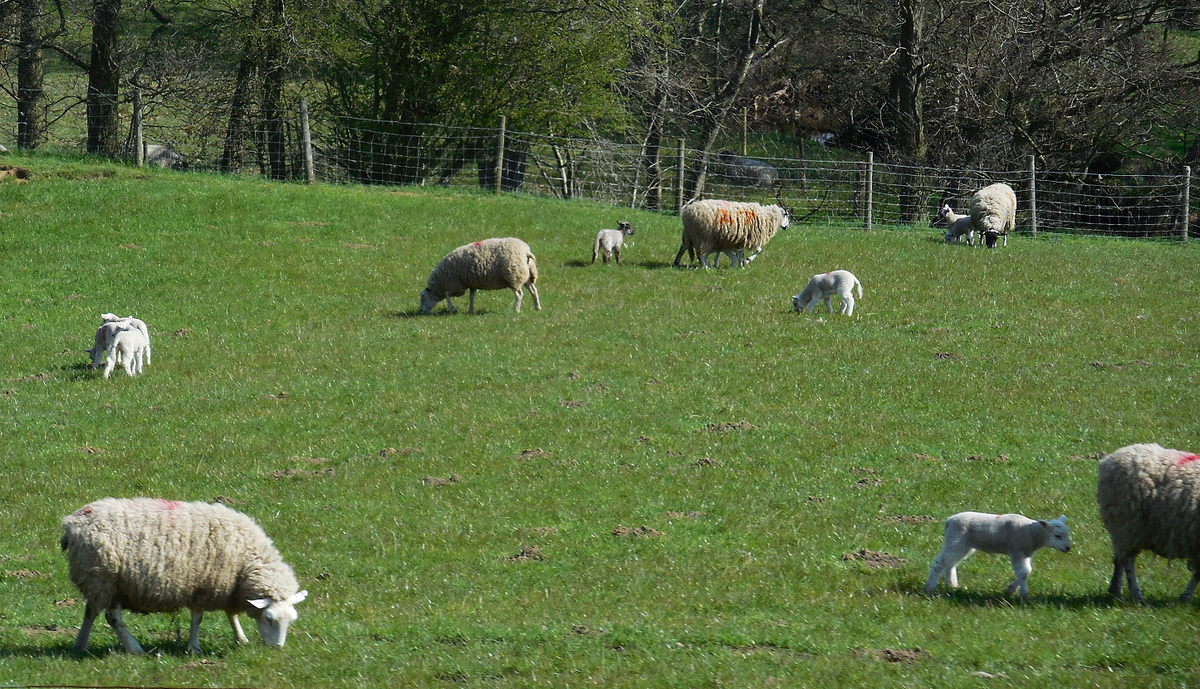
[672,200,790,268]
[420,237,541,314]
[102,327,148,378]
[62,498,307,654]
[717,151,779,187]
[101,313,151,365]
[934,203,975,245]
[792,270,863,316]
[1097,443,1200,604]
[970,183,1016,248]
[85,321,134,369]
[924,512,1071,600]
[144,144,187,170]
[592,221,634,265]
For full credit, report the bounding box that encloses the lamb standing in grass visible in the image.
[672,200,789,268]
[924,512,1070,600]
[792,270,863,316]
[1097,443,1200,604]
[102,327,149,378]
[62,497,307,654]
[85,321,133,368]
[934,203,975,245]
[420,237,541,314]
[101,314,151,365]
[592,221,634,265]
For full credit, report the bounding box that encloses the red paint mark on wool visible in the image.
[156,499,182,510]
[1176,453,1199,466]
[72,506,93,516]
[472,241,481,247]
[716,209,733,226]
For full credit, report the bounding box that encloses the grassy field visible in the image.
[1,152,1199,687]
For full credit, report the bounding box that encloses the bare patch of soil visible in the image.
[180,659,218,669]
[613,525,663,538]
[646,378,660,385]
[665,511,705,519]
[850,466,879,474]
[505,546,545,562]
[4,372,48,384]
[572,625,605,636]
[567,372,580,380]
[422,474,462,486]
[637,435,651,444]
[266,390,289,400]
[1067,452,1105,461]
[588,382,608,392]
[854,647,930,663]
[54,598,78,607]
[853,478,884,487]
[61,294,83,301]
[22,625,70,635]
[967,453,1009,463]
[934,352,961,360]
[880,515,936,524]
[212,496,236,506]
[519,448,549,459]
[530,527,559,535]
[1091,359,1151,370]
[841,549,905,570]
[78,446,105,455]
[3,389,13,398]
[706,421,755,433]
[380,447,421,457]
[559,398,584,409]
[0,164,32,180]
[903,452,942,461]
[173,328,193,337]
[271,468,335,479]
[805,495,825,504]
[694,457,720,467]
[119,243,141,250]
[6,569,48,579]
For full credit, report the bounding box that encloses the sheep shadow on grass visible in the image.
[390,308,457,319]
[919,587,1120,610]
[637,260,675,270]
[562,259,589,268]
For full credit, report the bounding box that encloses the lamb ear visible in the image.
[287,590,308,605]
[247,598,271,610]
[1059,515,1067,523]
[1038,520,1048,528]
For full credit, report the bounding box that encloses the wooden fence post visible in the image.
[865,151,873,231]
[1184,165,1192,242]
[1029,154,1037,238]
[676,138,686,214]
[300,99,314,184]
[133,90,143,167]
[494,115,506,194]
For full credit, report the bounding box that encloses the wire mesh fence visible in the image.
[5,95,1196,240]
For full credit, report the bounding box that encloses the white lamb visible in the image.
[673,200,789,268]
[102,327,148,378]
[101,313,151,365]
[792,270,863,316]
[62,497,307,654]
[934,203,975,245]
[924,512,1071,600]
[85,321,133,368]
[592,221,634,265]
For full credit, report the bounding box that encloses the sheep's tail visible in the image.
[526,252,538,281]
[855,277,863,299]
[592,235,601,263]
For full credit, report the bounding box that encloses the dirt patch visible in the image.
[518,448,549,459]
[530,526,559,535]
[879,514,936,524]
[567,372,580,380]
[212,496,236,506]
[841,549,905,570]
[805,495,825,504]
[0,164,32,180]
[665,511,704,519]
[505,545,545,562]
[903,452,942,461]
[559,399,584,409]
[1091,359,1151,370]
[3,389,13,398]
[6,569,48,579]
[271,468,335,479]
[636,435,651,444]
[694,457,720,467]
[342,242,378,250]
[422,474,462,486]
[22,625,71,635]
[850,466,879,474]
[854,647,930,664]
[266,390,289,400]
[119,243,141,250]
[179,659,218,669]
[61,294,84,301]
[853,478,884,487]
[54,598,78,607]
[4,372,48,384]
[572,625,605,636]
[967,453,1009,463]
[666,450,685,457]
[380,447,421,457]
[77,446,105,455]
[706,421,755,433]
[173,328,193,337]
[646,378,660,385]
[1067,452,1105,461]
[934,352,961,360]
[613,525,663,538]
[588,382,608,392]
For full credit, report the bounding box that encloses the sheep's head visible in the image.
[419,289,441,314]
[777,206,790,229]
[791,294,803,312]
[932,204,954,228]
[618,221,634,235]
[246,590,307,647]
[1038,515,1071,553]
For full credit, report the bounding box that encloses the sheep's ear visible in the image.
[287,590,308,605]
[1059,515,1067,523]
[247,598,271,610]
[1038,520,1048,528]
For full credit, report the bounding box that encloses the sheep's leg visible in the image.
[842,295,855,316]
[512,287,522,313]
[469,289,478,314]
[925,546,973,594]
[824,296,834,313]
[102,352,117,378]
[672,241,690,267]
[73,602,100,652]
[445,296,457,314]
[1006,556,1032,600]
[614,247,620,265]
[527,282,541,311]
[144,343,151,366]
[1108,558,1126,597]
[187,610,204,654]
[105,608,144,654]
[228,612,250,643]
[591,248,598,265]
[1124,559,1146,604]
[1180,572,1200,604]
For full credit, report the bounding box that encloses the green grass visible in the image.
[1,151,1200,687]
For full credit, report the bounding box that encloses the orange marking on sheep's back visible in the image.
[72,505,93,516]
[716,208,734,226]
[472,241,481,247]
[1176,453,1199,466]
[736,209,757,223]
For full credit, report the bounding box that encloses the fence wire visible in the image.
[4,99,1195,240]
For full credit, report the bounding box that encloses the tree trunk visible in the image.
[684,0,765,202]
[16,0,45,150]
[87,0,121,155]
[889,0,926,221]
[220,55,256,173]
[261,0,286,180]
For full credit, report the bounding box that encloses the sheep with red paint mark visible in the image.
[420,237,540,314]
[61,497,307,654]
[1098,443,1200,604]
[672,199,789,268]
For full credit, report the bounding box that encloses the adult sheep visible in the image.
[970,183,1016,248]
[672,200,790,268]
[717,152,779,187]
[1098,443,1200,604]
[420,237,540,314]
[62,498,308,654]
